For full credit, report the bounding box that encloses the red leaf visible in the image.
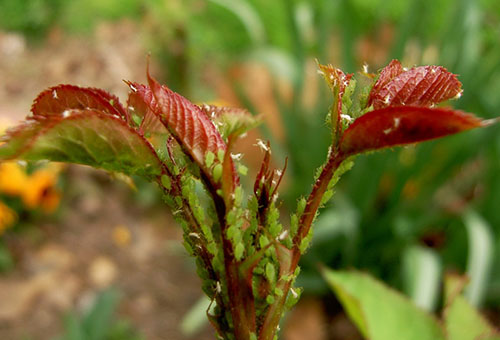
[339,106,484,156]
[368,63,462,109]
[143,72,237,188]
[125,81,166,135]
[31,85,128,121]
[367,59,404,105]
[0,110,163,178]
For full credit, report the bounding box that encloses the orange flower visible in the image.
[0,201,17,235]
[0,162,28,196]
[22,169,61,213]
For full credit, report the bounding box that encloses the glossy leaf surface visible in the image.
[32,85,127,120]
[368,62,462,109]
[368,59,404,105]
[146,73,227,167]
[339,106,483,156]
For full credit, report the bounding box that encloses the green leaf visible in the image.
[444,274,499,340]
[198,104,261,140]
[62,313,85,340]
[83,288,120,340]
[0,111,163,179]
[180,295,211,336]
[322,268,445,340]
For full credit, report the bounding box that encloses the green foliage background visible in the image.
[1,0,499,316]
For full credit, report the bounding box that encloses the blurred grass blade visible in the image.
[322,268,445,340]
[62,313,85,340]
[294,2,314,48]
[207,0,266,45]
[180,295,211,336]
[247,47,298,85]
[402,245,441,311]
[83,288,120,340]
[463,210,494,306]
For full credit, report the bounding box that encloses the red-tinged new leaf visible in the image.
[145,72,238,187]
[126,81,168,136]
[31,85,128,121]
[0,110,163,179]
[339,106,484,156]
[368,65,462,109]
[367,59,404,105]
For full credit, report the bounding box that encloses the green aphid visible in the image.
[217,150,225,162]
[265,262,276,284]
[205,151,215,168]
[161,175,171,190]
[234,242,245,261]
[297,197,307,216]
[238,164,248,176]
[212,163,223,182]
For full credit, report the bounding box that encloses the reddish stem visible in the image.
[259,151,346,339]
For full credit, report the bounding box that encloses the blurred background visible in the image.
[0,0,499,339]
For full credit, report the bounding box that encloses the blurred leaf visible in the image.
[62,313,85,340]
[444,274,499,340]
[57,288,143,340]
[208,0,266,44]
[402,245,441,311]
[247,47,298,85]
[463,210,494,306]
[0,243,14,272]
[180,295,211,336]
[83,289,120,340]
[322,268,445,340]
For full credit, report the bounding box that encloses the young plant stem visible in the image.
[259,150,346,340]
[221,235,255,340]
[204,177,256,340]
[294,150,346,244]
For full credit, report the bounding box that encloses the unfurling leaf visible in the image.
[144,71,238,189]
[32,84,128,121]
[339,106,484,156]
[368,61,462,109]
[368,59,404,101]
[198,104,261,140]
[0,110,163,179]
[125,81,167,135]
[318,63,353,139]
